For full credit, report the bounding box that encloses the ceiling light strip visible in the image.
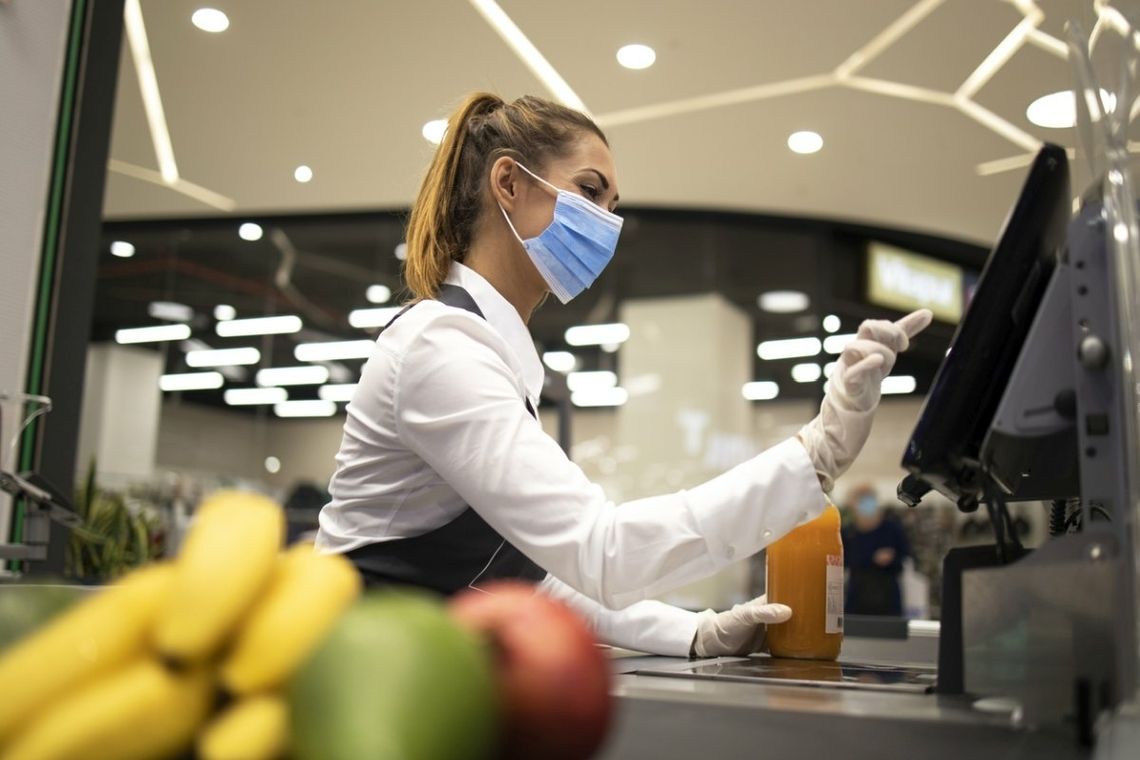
[841,77,954,106]
[956,17,1039,100]
[975,147,1076,177]
[1094,1,1132,38]
[172,177,238,212]
[955,98,1042,152]
[467,0,589,113]
[122,0,179,183]
[833,0,945,80]
[1025,28,1069,59]
[107,159,236,211]
[594,75,834,129]
[975,152,1035,176]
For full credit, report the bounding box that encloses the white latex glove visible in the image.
[691,595,792,657]
[798,309,933,492]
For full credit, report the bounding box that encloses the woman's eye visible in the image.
[579,184,599,200]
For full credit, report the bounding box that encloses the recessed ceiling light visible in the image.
[366,284,392,304]
[395,242,408,261]
[742,381,780,401]
[191,8,229,33]
[757,337,821,361]
[542,351,576,373]
[148,301,194,322]
[422,119,448,145]
[214,304,236,321]
[822,314,841,333]
[881,375,917,395]
[571,387,628,408]
[1026,89,1117,129]
[617,44,656,70]
[567,371,617,393]
[294,341,372,362]
[348,307,403,329]
[225,387,287,406]
[758,290,809,313]
[565,323,630,347]
[159,371,224,392]
[791,363,822,383]
[257,366,330,387]
[110,240,135,258]
[217,315,303,337]
[824,333,857,354]
[275,400,337,418]
[264,456,281,473]
[186,347,261,368]
[294,165,313,183]
[239,222,263,241]
[318,384,358,403]
[787,131,823,154]
[116,324,192,345]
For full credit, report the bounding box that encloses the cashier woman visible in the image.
[316,93,932,657]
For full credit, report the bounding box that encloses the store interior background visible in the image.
[70,0,1138,615]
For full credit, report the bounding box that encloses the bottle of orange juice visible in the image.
[765,501,844,660]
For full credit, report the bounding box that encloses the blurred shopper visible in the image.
[316,91,932,657]
[842,485,911,616]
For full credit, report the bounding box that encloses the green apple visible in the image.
[288,589,499,760]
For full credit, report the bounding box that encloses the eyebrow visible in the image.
[583,168,619,205]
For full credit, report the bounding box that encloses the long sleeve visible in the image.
[539,575,700,657]
[395,312,827,609]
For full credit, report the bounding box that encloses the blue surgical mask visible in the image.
[498,162,622,304]
[856,495,879,517]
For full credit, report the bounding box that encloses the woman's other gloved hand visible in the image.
[798,309,933,492]
[691,595,792,657]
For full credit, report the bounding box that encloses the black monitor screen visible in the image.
[899,144,1071,509]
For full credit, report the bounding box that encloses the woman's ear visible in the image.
[489,156,519,212]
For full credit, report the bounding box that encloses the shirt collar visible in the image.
[444,262,545,402]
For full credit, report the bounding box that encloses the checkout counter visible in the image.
[599,59,1140,758]
[601,621,1137,759]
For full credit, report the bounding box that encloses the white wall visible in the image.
[76,345,164,487]
[154,400,347,491]
[0,0,74,537]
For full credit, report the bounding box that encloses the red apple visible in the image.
[449,581,613,760]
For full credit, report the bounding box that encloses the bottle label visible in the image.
[825,554,844,634]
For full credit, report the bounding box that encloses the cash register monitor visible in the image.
[897,144,1071,510]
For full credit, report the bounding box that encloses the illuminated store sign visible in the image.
[867,242,963,323]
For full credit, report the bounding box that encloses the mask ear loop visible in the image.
[496,160,558,244]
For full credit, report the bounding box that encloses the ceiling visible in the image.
[93,0,1139,414]
[102,0,1137,245]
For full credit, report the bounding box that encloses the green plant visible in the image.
[65,464,161,581]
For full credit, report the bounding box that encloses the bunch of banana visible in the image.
[0,489,361,760]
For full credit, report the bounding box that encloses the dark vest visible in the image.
[345,283,547,595]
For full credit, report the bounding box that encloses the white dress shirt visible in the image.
[317,262,826,656]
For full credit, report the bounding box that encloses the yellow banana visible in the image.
[221,543,361,694]
[155,490,284,662]
[3,659,213,760]
[198,693,288,760]
[0,563,172,743]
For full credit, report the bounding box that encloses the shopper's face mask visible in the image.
[498,162,622,304]
[856,495,879,518]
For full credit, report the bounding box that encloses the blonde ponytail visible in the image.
[403,92,607,299]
